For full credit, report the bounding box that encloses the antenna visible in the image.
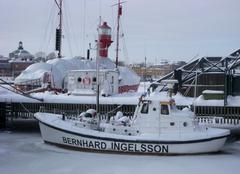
[55,0,63,58]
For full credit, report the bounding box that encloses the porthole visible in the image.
[113,128,116,131]
[136,130,139,133]
[183,122,188,127]
[77,77,82,82]
[170,122,175,126]
[128,133,131,136]
[124,129,128,132]
[153,107,156,111]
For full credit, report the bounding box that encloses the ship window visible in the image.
[77,77,82,82]
[92,77,97,82]
[183,122,188,127]
[161,104,169,115]
[153,107,156,111]
[170,122,175,126]
[141,103,149,114]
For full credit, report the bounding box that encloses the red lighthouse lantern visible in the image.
[98,22,113,58]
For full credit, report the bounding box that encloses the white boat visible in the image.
[34,90,230,155]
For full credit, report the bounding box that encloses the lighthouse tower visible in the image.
[98,22,113,58]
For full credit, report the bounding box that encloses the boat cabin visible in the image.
[66,69,119,96]
[133,96,195,135]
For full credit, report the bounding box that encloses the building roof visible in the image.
[9,41,34,61]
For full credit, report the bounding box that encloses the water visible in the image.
[0,120,240,174]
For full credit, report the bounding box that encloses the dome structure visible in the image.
[9,41,34,62]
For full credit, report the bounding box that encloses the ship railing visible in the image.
[197,116,240,126]
[38,106,80,118]
[38,106,132,121]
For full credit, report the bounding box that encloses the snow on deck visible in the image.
[0,85,192,106]
[2,83,240,106]
[194,95,240,107]
[202,90,224,94]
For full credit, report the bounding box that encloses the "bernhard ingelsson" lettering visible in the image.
[62,137,169,153]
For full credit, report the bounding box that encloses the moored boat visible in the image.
[34,82,230,155]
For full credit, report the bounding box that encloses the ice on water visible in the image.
[0,131,239,174]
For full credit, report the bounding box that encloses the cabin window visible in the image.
[92,77,97,82]
[170,122,175,126]
[141,103,149,114]
[161,104,169,115]
[77,77,82,82]
[153,107,156,111]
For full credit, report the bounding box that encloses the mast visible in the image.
[115,0,122,68]
[55,0,63,58]
[96,17,101,117]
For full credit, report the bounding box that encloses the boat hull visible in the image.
[38,120,228,155]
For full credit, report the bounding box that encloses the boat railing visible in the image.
[38,106,80,118]
[38,106,132,121]
[197,116,240,126]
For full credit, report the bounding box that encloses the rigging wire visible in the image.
[110,6,117,43]
[120,19,129,64]
[45,4,58,55]
[65,1,82,57]
[63,1,74,57]
[40,1,55,54]
[82,0,86,57]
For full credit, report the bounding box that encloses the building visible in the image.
[131,60,186,81]
[0,41,35,78]
[9,41,35,77]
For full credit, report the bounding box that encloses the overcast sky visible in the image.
[0,0,240,63]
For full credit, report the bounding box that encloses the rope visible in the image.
[20,102,32,114]
[82,0,86,56]
[120,19,129,64]
[106,105,123,115]
[0,79,43,102]
[40,1,55,54]
[63,1,75,57]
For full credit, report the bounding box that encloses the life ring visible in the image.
[83,77,91,85]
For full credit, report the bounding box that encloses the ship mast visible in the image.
[55,0,63,58]
[115,0,123,68]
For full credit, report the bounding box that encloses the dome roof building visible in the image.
[9,41,34,62]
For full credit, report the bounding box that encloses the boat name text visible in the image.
[62,137,169,153]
